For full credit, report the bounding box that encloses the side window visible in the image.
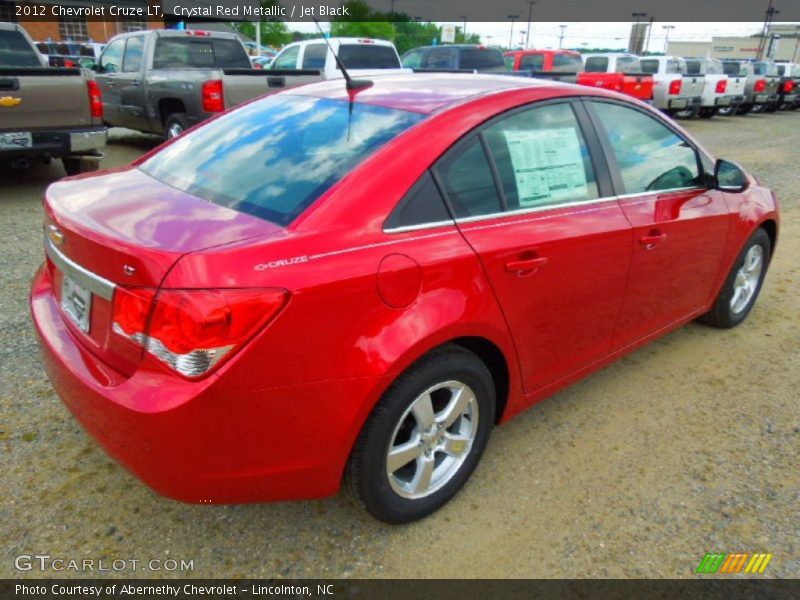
[122,36,143,72]
[640,59,659,74]
[301,43,326,69]
[435,137,502,218]
[591,102,702,194]
[385,171,451,229]
[483,102,599,210]
[401,50,423,69]
[425,47,456,69]
[584,56,608,72]
[99,38,125,73]
[272,45,299,69]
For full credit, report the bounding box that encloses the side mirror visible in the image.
[714,159,749,193]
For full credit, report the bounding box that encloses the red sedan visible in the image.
[31,74,778,524]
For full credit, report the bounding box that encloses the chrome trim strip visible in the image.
[44,233,116,301]
[614,186,702,201]
[383,220,455,234]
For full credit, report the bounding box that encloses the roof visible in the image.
[289,73,566,114]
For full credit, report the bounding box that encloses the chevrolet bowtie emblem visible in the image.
[0,96,21,107]
[47,224,65,247]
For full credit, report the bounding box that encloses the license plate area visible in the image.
[0,131,32,150]
[61,274,92,333]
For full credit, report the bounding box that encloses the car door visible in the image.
[585,99,730,348]
[117,35,148,131]
[95,37,126,125]
[435,100,633,393]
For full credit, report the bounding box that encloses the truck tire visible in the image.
[751,103,766,114]
[699,107,717,119]
[736,103,753,115]
[62,157,100,176]
[674,106,700,120]
[164,113,190,140]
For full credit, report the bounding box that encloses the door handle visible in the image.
[505,256,548,277]
[639,230,667,249]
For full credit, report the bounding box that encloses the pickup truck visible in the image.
[683,57,745,118]
[578,53,654,102]
[638,56,703,118]
[401,44,506,72]
[751,62,781,113]
[0,22,106,175]
[503,49,582,82]
[275,37,405,74]
[721,60,779,115]
[773,62,799,111]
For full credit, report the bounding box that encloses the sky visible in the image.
[288,21,772,51]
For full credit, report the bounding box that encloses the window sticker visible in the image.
[503,128,589,207]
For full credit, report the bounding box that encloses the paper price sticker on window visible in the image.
[504,128,589,208]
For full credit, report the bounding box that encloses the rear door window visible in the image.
[122,36,144,72]
[640,59,659,74]
[99,38,125,73]
[272,45,299,69]
[401,49,424,68]
[482,102,600,210]
[0,29,42,67]
[435,138,502,218]
[424,47,457,69]
[338,44,400,69]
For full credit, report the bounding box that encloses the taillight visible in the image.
[754,79,766,93]
[112,287,288,378]
[784,80,795,93]
[201,79,224,113]
[64,59,76,68]
[669,79,682,95]
[87,80,103,118]
[715,79,727,94]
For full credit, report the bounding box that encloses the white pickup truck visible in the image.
[268,37,406,80]
[683,57,745,118]
[639,56,704,118]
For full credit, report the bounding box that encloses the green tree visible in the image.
[329,21,396,41]
[231,1,291,48]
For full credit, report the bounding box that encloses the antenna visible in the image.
[312,18,373,98]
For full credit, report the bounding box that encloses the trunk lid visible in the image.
[0,69,93,130]
[43,167,283,375]
[681,74,705,97]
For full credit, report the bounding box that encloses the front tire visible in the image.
[700,228,771,329]
[347,345,495,524]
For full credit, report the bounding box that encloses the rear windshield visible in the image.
[0,30,42,68]
[753,62,778,76]
[153,37,250,69]
[615,56,641,73]
[140,95,425,226]
[640,59,658,74]
[722,62,744,76]
[552,53,582,72]
[519,54,544,71]
[337,44,400,69]
[460,48,505,71]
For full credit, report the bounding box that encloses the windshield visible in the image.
[0,30,42,68]
[722,61,744,76]
[753,62,778,76]
[140,95,425,226]
[337,44,400,69]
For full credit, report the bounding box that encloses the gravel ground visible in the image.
[1,115,798,579]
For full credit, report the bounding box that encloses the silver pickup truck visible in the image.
[0,22,106,175]
[721,60,780,115]
[94,29,287,138]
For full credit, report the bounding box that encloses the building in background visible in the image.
[669,23,800,61]
[0,0,162,43]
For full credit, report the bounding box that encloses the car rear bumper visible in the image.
[0,126,106,160]
[30,264,386,503]
[781,93,797,103]
[668,96,701,109]
[754,93,779,104]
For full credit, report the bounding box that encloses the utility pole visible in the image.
[757,0,780,60]
[508,14,519,50]
[559,25,567,49]
[460,15,467,41]
[631,12,647,54]
[662,25,675,54]
[525,1,536,49]
[645,17,654,54]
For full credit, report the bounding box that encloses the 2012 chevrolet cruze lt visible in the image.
[31,74,778,524]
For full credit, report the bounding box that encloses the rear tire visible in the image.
[62,157,100,176]
[700,228,771,329]
[674,106,700,119]
[699,107,717,119]
[164,113,190,140]
[751,103,766,114]
[736,103,753,115]
[347,345,495,524]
